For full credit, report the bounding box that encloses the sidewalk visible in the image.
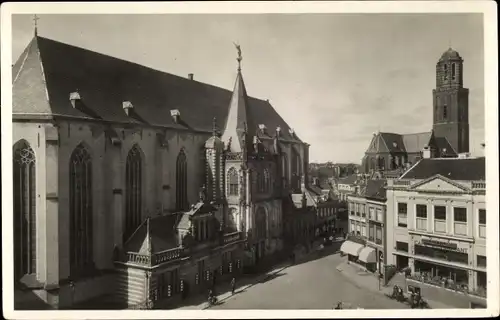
[177,260,291,310]
[335,261,455,309]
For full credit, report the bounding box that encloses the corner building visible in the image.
[12,34,309,309]
[385,157,486,308]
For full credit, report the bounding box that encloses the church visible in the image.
[361,48,470,176]
[12,30,309,309]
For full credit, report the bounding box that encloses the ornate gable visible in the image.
[409,174,470,193]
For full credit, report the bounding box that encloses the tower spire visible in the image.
[212,117,218,136]
[33,14,40,37]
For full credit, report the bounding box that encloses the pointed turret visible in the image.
[222,43,253,153]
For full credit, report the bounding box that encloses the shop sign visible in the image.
[417,238,467,254]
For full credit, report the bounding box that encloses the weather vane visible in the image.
[33,14,40,36]
[233,42,242,71]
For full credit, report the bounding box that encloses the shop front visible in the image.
[357,246,376,272]
[404,234,486,307]
[340,240,364,262]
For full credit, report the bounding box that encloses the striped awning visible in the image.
[340,241,364,256]
[359,247,377,263]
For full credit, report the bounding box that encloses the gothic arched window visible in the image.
[13,141,36,280]
[176,149,188,211]
[69,143,93,275]
[256,207,267,239]
[124,145,143,242]
[263,169,270,193]
[281,153,289,188]
[227,168,238,196]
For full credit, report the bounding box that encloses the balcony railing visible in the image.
[153,247,185,264]
[127,252,152,266]
[406,273,486,299]
[472,182,486,189]
[223,231,242,244]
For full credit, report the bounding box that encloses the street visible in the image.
[209,251,409,310]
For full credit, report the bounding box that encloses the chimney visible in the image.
[276,126,281,138]
[123,101,133,116]
[422,145,431,159]
[188,73,194,80]
[170,109,181,123]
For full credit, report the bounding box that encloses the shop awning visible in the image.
[340,241,364,256]
[359,247,377,263]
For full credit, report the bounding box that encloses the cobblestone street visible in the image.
[208,250,409,310]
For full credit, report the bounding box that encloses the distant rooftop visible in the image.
[400,157,485,181]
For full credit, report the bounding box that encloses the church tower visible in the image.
[432,48,470,153]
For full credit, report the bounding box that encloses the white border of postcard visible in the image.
[2,1,498,319]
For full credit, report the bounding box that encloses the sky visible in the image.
[10,13,484,163]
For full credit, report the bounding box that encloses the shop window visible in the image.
[414,244,468,265]
[397,203,408,227]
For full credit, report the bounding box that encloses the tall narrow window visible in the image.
[263,169,270,193]
[443,64,448,80]
[13,141,36,280]
[227,168,238,196]
[256,207,267,239]
[443,105,448,120]
[176,149,188,211]
[451,63,456,80]
[124,145,143,241]
[281,153,289,188]
[69,143,93,276]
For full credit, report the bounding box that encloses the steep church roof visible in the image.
[124,214,181,254]
[401,132,432,154]
[13,35,301,143]
[221,69,253,152]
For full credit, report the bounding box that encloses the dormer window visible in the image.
[123,101,133,116]
[69,91,81,109]
[170,109,181,123]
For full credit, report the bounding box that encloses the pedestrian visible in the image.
[231,277,236,295]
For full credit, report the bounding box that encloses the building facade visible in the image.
[344,180,387,275]
[12,34,309,309]
[385,157,486,307]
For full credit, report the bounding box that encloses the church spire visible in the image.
[221,43,253,153]
[33,14,40,37]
